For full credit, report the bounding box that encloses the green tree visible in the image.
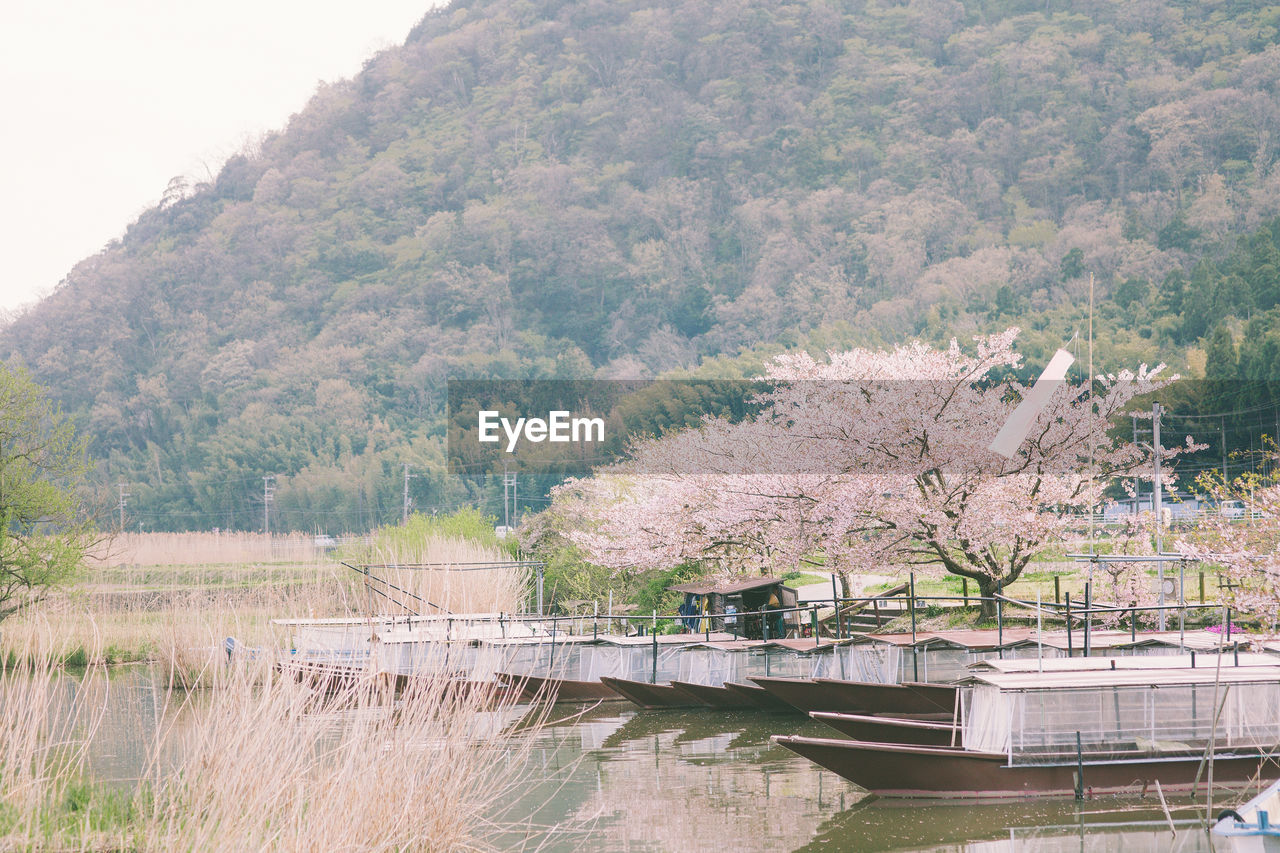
[0,364,95,619]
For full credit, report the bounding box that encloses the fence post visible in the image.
[1084,581,1091,657]
[909,572,917,645]
[549,615,558,675]
[1054,575,1061,605]
[812,604,819,646]
[996,596,1003,658]
[962,578,968,608]
[651,610,658,683]
[1074,731,1085,800]
[1200,571,1205,604]
[831,573,842,640]
[1065,593,1073,657]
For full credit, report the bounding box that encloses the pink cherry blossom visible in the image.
[554,329,1176,618]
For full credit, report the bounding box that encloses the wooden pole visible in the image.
[651,610,658,683]
[831,573,842,639]
[909,572,917,643]
[1065,592,1073,657]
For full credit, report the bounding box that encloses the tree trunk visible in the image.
[976,576,1001,620]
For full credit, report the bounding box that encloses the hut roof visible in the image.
[667,576,792,595]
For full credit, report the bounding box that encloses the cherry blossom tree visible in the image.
[1089,513,1163,628]
[555,329,1175,618]
[1178,470,1280,633]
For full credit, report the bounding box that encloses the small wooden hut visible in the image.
[668,577,799,639]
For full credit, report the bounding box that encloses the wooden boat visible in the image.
[669,680,756,709]
[496,671,624,702]
[749,676,956,715]
[276,659,522,706]
[599,676,706,708]
[809,711,961,747]
[773,735,1280,799]
[721,680,798,712]
[777,664,1280,799]
[277,658,380,693]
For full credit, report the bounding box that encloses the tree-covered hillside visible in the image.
[4,0,1280,531]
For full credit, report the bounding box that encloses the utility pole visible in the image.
[1153,402,1165,631]
[503,469,518,530]
[1222,415,1229,484]
[117,482,130,531]
[263,475,275,535]
[402,464,416,524]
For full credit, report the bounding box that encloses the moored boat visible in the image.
[777,664,1280,798]
[600,676,705,708]
[750,676,956,715]
[773,735,1280,799]
[721,680,797,712]
[497,671,625,702]
[809,711,961,746]
[669,680,756,709]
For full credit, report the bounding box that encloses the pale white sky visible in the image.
[0,0,441,313]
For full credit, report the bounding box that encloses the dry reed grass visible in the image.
[0,621,108,843]
[90,531,336,568]
[1,632,550,850]
[369,535,530,616]
[1,522,554,848]
[139,667,542,851]
[1,577,364,681]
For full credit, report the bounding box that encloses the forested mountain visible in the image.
[4,0,1280,531]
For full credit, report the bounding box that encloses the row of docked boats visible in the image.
[271,614,1280,800]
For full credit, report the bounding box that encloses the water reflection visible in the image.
[497,706,1224,853]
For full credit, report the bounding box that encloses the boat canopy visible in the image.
[676,642,835,685]
[843,632,1057,685]
[969,653,1279,674]
[960,665,1280,764]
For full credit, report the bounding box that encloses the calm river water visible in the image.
[65,668,1227,852]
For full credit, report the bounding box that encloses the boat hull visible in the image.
[669,680,755,709]
[277,661,519,705]
[721,681,798,712]
[775,735,1280,799]
[599,676,706,708]
[496,672,624,702]
[750,677,956,715]
[810,711,961,747]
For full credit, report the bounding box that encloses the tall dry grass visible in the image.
[0,521,559,849]
[90,531,336,568]
[1,640,548,850]
[1,577,365,687]
[0,622,108,843]
[140,668,541,851]
[367,534,530,616]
